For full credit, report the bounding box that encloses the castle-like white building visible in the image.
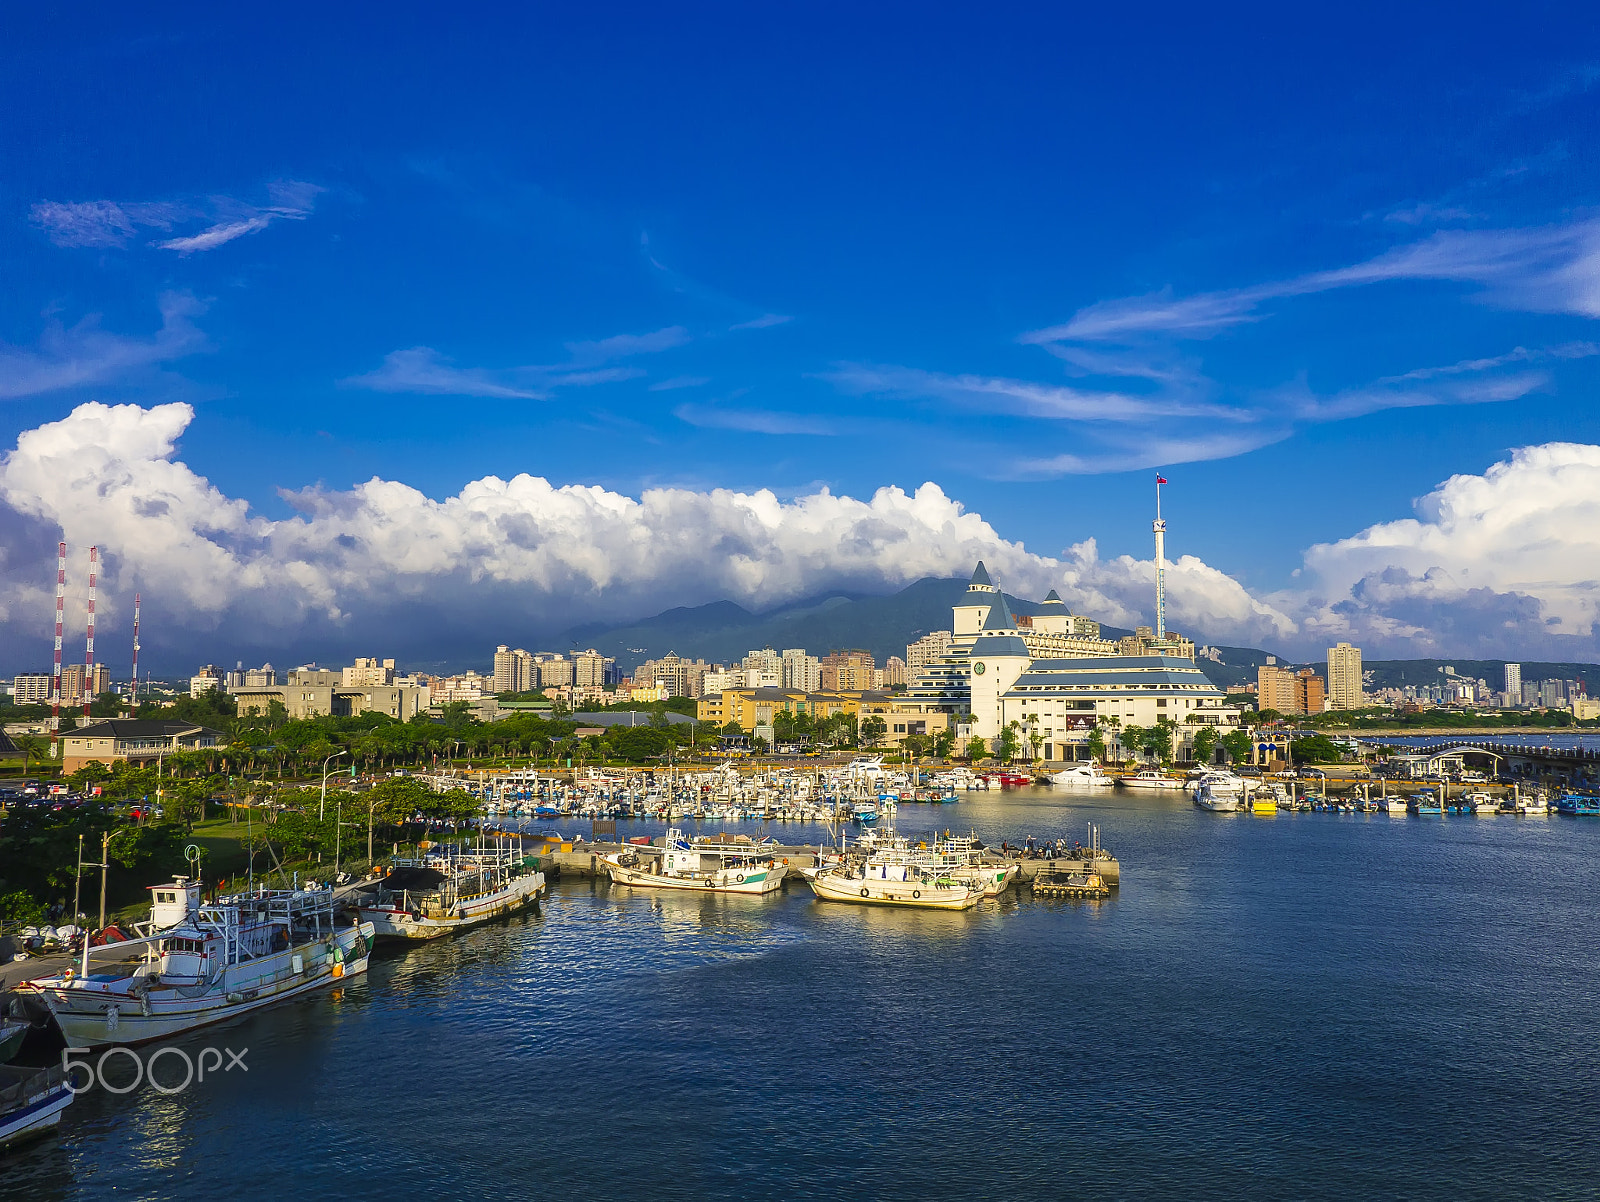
[903,563,1241,761]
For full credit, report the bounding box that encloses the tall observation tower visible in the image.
[1153,474,1168,641]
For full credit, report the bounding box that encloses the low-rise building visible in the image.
[234,680,432,721]
[60,720,225,773]
[697,687,887,730]
[190,665,224,698]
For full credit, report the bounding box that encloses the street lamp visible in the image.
[320,750,348,820]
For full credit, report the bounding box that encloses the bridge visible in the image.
[1359,738,1600,788]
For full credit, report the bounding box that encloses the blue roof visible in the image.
[981,592,1018,631]
[968,561,993,589]
[971,634,1030,658]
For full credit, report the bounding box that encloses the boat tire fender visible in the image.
[860,887,870,898]
[912,890,921,899]
[734,873,745,884]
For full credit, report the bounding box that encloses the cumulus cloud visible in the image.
[5,403,1598,665]
[1289,443,1600,656]
[31,180,321,254]
[0,293,208,400]
[0,402,1295,664]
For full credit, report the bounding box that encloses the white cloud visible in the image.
[30,180,321,254]
[673,403,835,436]
[0,293,208,400]
[1028,219,1600,345]
[1289,443,1600,656]
[5,404,1599,663]
[565,326,690,363]
[649,375,710,391]
[340,348,550,400]
[729,314,792,330]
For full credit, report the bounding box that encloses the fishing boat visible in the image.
[1555,794,1600,816]
[0,1064,72,1148]
[1119,768,1186,791]
[355,845,546,940]
[807,836,985,910]
[920,834,1016,897]
[1049,762,1113,788]
[1408,792,1444,815]
[1515,793,1550,816]
[17,877,374,1047]
[600,829,788,895]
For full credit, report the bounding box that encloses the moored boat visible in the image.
[1049,762,1113,788]
[0,1064,72,1148]
[1555,794,1600,816]
[1120,768,1186,791]
[17,877,374,1047]
[356,845,546,940]
[601,829,788,895]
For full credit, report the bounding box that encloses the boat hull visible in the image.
[23,923,374,1048]
[359,871,546,940]
[807,872,982,910]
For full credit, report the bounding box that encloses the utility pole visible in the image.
[99,831,110,931]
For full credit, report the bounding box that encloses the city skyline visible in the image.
[5,11,1600,668]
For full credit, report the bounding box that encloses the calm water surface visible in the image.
[6,789,1599,1200]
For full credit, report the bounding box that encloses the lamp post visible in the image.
[320,750,348,820]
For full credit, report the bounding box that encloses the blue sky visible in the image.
[4,5,1600,669]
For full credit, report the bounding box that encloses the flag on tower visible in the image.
[1156,475,1167,484]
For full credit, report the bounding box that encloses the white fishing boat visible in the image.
[355,845,546,940]
[922,834,1016,896]
[601,829,788,895]
[1049,762,1113,788]
[1380,797,1407,814]
[807,833,985,911]
[0,1064,72,1148]
[18,877,374,1047]
[1516,794,1549,816]
[1119,768,1186,791]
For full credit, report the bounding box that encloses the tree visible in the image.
[1120,724,1145,763]
[1192,726,1219,765]
[996,723,1020,764]
[860,716,888,747]
[965,737,987,762]
[1289,734,1345,764]
[1221,729,1253,764]
[13,734,51,776]
[932,728,957,759]
[1145,718,1176,765]
[903,733,930,759]
[1087,728,1107,763]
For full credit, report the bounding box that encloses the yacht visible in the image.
[1049,762,1113,788]
[18,877,374,1047]
[1119,768,1186,791]
[1516,794,1550,815]
[1192,773,1244,812]
[600,829,788,895]
[355,844,546,940]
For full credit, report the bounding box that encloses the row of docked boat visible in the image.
[596,825,1018,911]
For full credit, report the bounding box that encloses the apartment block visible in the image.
[820,649,876,692]
[11,673,52,705]
[1257,664,1301,714]
[1326,642,1363,710]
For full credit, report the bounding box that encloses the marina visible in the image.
[2,785,1597,1199]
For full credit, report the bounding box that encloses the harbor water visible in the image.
[7,787,1600,1200]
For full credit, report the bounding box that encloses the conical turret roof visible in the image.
[1040,589,1067,608]
[968,561,993,589]
[981,591,1018,631]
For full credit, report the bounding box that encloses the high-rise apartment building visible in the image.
[1295,668,1326,715]
[820,649,877,692]
[190,665,224,698]
[537,655,574,688]
[493,645,535,694]
[573,649,611,689]
[906,631,952,679]
[1326,642,1363,710]
[1540,679,1567,708]
[1257,664,1301,714]
[882,656,908,687]
[780,648,821,692]
[1504,663,1522,704]
[634,653,720,698]
[58,664,111,706]
[342,657,396,687]
[12,673,52,704]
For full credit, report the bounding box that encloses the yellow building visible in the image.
[697,687,882,729]
[1257,664,1301,715]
